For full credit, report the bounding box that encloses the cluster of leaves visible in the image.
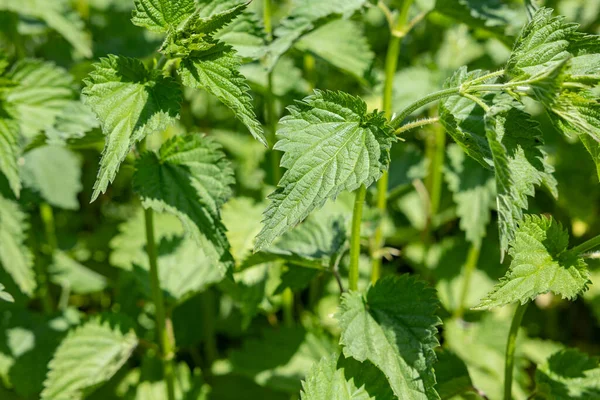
[1,0,600,399]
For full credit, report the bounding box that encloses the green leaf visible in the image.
[133,135,234,269]
[535,349,600,399]
[48,251,107,295]
[0,193,35,297]
[0,283,13,302]
[0,107,20,196]
[484,104,557,255]
[44,101,100,145]
[212,8,267,60]
[82,55,181,201]
[506,8,576,86]
[131,0,195,32]
[475,215,590,310]
[301,353,395,400]
[222,197,265,264]
[4,60,74,138]
[21,145,82,210]
[434,350,473,400]
[295,19,374,82]
[254,90,394,251]
[178,43,266,146]
[227,326,336,393]
[134,363,209,400]
[265,0,369,70]
[0,0,92,57]
[445,144,495,245]
[249,213,347,270]
[41,316,137,400]
[337,275,441,400]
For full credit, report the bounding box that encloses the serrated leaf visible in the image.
[227,326,335,393]
[265,0,369,70]
[0,193,35,297]
[337,275,441,400]
[445,144,495,245]
[222,197,265,264]
[254,90,394,251]
[82,55,181,201]
[178,43,266,145]
[475,215,590,310]
[484,104,558,255]
[131,0,195,32]
[21,145,82,210]
[249,213,347,270]
[434,350,473,400]
[48,251,107,294]
[44,101,100,145]
[4,60,74,138]
[0,107,20,196]
[41,316,137,400]
[506,8,577,85]
[300,353,395,400]
[0,283,13,302]
[434,0,523,44]
[133,135,234,269]
[534,349,600,399]
[295,19,374,82]
[0,0,92,57]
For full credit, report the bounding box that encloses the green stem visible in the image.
[263,0,272,40]
[395,117,440,135]
[424,120,445,234]
[40,203,57,251]
[156,55,167,70]
[455,243,481,318]
[349,185,367,291]
[144,208,176,400]
[372,0,414,284]
[304,53,316,91]
[390,87,460,129]
[504,303,528,400]
[571,233,600,255]
[200,289,217,372]
[282,288,294,326]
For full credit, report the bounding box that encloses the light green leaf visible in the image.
[337,275,441,400]
[0,0,92,57]
[0,193,35,297]
[475,215,590,310]
[484,104,558,256]
[48,251,107,294]
[295,19,374,82]
[21,145,82,210]
[0,283,13,302]
[265,0,369,70]
[222,197,265,264]
[178,43,266,146]
[301,353,395,400]
[82,55,181,201]
[134,363,208,400]
[506,8,576,85]
[41,316,138,400]
[254,90,394,252]
[131,0,195,32]
[5,60,74,138]
[445,144,495,245]
[227,326,335,393]
[45,101,100,145]
[535,349,600,399]
[133,135,234,269]
[0,107,20,196]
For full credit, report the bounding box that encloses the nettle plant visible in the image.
[1,0,600,399]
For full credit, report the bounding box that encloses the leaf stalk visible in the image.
[504,302,528,400]
[349,185,367,291]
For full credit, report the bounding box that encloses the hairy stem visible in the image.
[37,203,57,313]
[423,119,445,240]
[571,233,600,255]
[144,208,176,400]
[372,0,414,284]
[349,185,367,291]
[504,303,528,400]
[395,117,440,135]
[390,87,460,129]
[455,243,481,318]
[263,0,280,184]
[282,288,294,326]
[263,0,272,40]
